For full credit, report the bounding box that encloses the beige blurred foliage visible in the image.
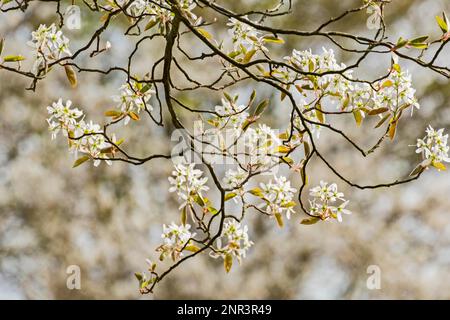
[0,0,449,299]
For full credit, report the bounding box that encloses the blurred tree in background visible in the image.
[0,0,449,299]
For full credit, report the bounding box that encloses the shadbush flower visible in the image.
[112,80,155,125]
[210,219,253,271]
[416,126,450,169]
[309,181,351,222]
[157,222,195,261]
[47,99,116,166]
[259,175,297,221]
[27,23,71,74]
[168,163,209,209]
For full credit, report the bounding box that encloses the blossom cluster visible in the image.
[27,23,71,74]
[47,99,115,166]
[112,0,197,34]
[204,95,283,172]
[112,80,155,125]
[168,163,209,209]
[226,17,283,61]
[157,222,195,261]
[281,48,420,138]
[223,167,248,190]
[210,219,253,267]
[416,126,450,167]
[309,181,351,222]
[260,175,297,220]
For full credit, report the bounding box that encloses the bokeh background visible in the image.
[0,0,449,299]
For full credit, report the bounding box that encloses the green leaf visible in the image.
[409,42,428,49]
[254,99,269,117]
[275,145,291,153]
[144,18,159,31]
[185,244,200,252]
[436,15,449,33]
[262,35,285,44]
[129,111,140,121]
[104,110,123,117]
[248,187,263,198]
[374,113,391,128]
[3,55,25,62]
[0,38,4,56]
[134,272,143,281]
[72,155,90,168]
[304,141,311,157]
[353,109,364,127]
[197,28,213,40]
[368,107,389,115]
[181,206,187,225]
[64,65,78,88]
[225,192,238,201]
[275,213,284,227]
[432,161,446,171]
[228,50,241,59]
[282,156,294,165]
[193,194,205,207]
[207,206,219,215]
[300,217,320,225]
[315,104,325,123]
[281,201,296,208]
[224,254,233,273]
[409,35,429,44]
[388,121,397,140]
[396,37,408,48]
[243,49,256,63]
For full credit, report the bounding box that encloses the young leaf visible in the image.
[254,99,269,117]
[315,104,325,123]
[243,49,256,63]
[72,155,90,168]
[248,187,263,197]
[262,35,285,44]
[368,107,389,115]
[225,192,238,201]
[275,145,291,153]
[374,113,391,128]
[144,18,159,31]
[181,206,187,225]
[275,213,284,227]
[185,244,200,253]
[353,109,364,127]
[64,65,78,88]
[104,110,123,117]
[224,254,233,273]
[3,55,25,62]
[197,28,213,40]
[432,161,446,171]
[300,217,320,225]
[388,121,397,140]
[129,111,140,121]
[436,15,449,33]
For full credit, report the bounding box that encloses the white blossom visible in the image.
[27,24,71,74]
[416,126,450,165]
[112,80,154,125]
[210,220,253,263]
[46,99,115,166]
[168,163,209,209]
[157,222,195,261]
[260,175,297,219]
[309,181,351,222]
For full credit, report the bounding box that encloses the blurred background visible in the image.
[0,0,449,299]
